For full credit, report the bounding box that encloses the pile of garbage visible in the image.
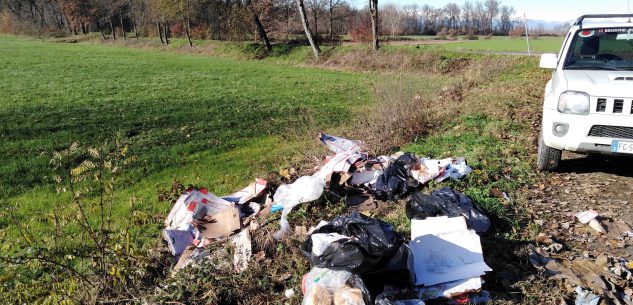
[160,133,495,304]
[273,133,472,239]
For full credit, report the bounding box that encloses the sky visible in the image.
[349,0,631,22]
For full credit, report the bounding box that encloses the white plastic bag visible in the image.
[274,175,325,239]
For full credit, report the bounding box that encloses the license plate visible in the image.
[612,140,633,154]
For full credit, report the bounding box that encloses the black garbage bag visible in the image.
[406,187,491,233]
[301,212,413,298]
[373,153,419,201]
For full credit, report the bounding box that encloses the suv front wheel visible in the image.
[537,131,562,171]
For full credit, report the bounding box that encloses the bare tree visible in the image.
[483,0,499,34]
[499,5,514,34]
[306,0,326,36]
[402,4,419,35]
[420,4,434,34]
[368,0,378,50]
[444,2,460,30]
[327,0,345,40]
[381,4,402,37]
[461,1,474,33]
[474,1,485,34]
[296,0,320,58]
[247,0,271,52]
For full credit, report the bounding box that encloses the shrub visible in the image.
[349,18,373,43]
[509,26,524,37]
[436,27,448,40]
[448,28,458,40]
[464,33,479,40]
[170,22,183,37]
[191,25,212,39]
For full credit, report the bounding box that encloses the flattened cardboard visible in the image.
[197,206,241,240]
[411,216,492,286]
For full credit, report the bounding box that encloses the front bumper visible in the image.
[542,108,633,155]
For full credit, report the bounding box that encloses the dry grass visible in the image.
[341,55,521,155]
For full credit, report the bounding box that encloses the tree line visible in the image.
[0,0,518,56]
[382,0,517,37]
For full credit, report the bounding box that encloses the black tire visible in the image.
[537,131,562,171]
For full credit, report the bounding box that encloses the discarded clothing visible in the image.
[406,188,490,233]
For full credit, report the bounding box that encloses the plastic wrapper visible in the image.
[301,268,370,305]
[406,188,490,233]
[373,153,419,201]
[302,267,353,294]
[320,132,364,153]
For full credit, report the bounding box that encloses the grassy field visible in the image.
[1,34,556,304]
[0,35,372,248]
[382,35,564,54]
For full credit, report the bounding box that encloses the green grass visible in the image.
[428,36,564,53]
[0,35,371,248]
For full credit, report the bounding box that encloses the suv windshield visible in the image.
[564,27,633,71]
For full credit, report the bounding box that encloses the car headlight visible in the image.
[558,91,590,115]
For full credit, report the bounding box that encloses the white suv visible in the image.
[538,14,633,171]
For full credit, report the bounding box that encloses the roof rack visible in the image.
[574,14,633,28]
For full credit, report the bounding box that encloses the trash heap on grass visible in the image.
[160,133,498,304]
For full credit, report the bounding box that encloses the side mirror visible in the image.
[540,53,558,69]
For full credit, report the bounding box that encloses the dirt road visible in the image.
[530,153,633,258]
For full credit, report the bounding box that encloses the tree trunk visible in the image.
[184,18,193,47]
[163,23,170,45]
[328,0,333,41]
[251,9,271,52]
[369,0,379,50]
[97,21,107,40]
[296,0,320,59]
[110,19,116,40]
[157,21,164,44]
[120,12,127,40]
[133,19,139,39]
